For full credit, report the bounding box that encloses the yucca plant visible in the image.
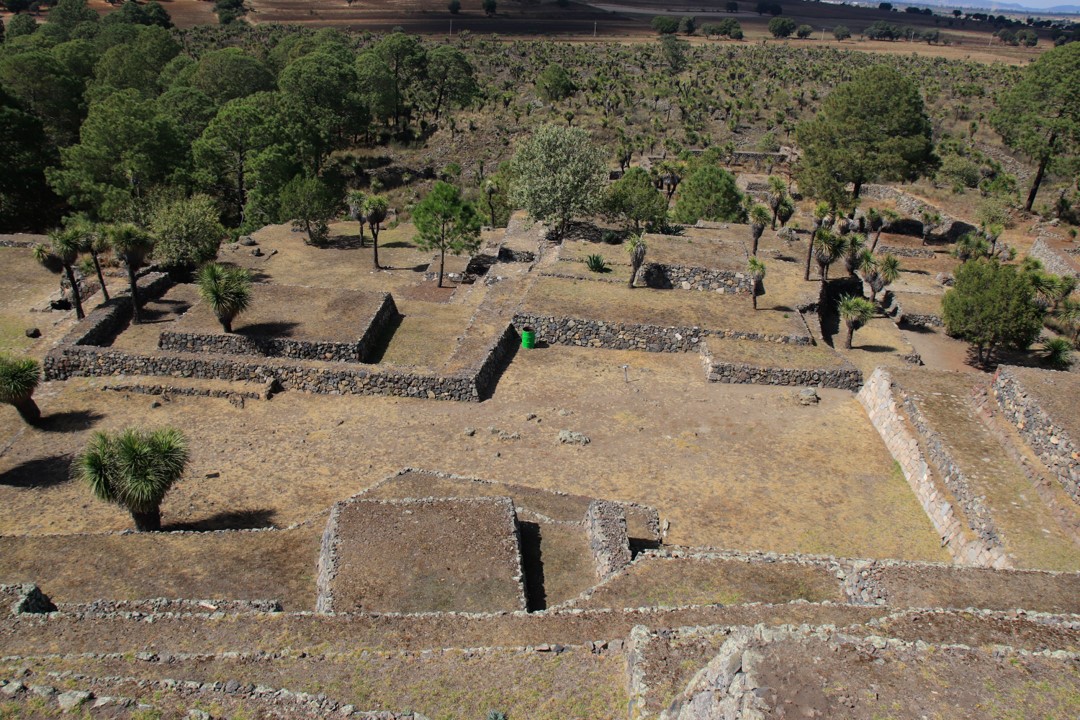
[1041,337,1073,370]
[627,234,647,289]
[747,256,766,310]
[843,233,867,277]
[197,263,252,333]
[108,224,155,324]
[805,201,832,280]
[748,204,771,257]
[869,208,899,253]
[363,195,390,270]
[35,227,85,320]
[813,229,845,284]
[75,427,189,532]
[0,355,41,425]
[347,189,367,245]
[765,175,786,229]
[838,294,876,349]
[584,254,610,273]
[71,217,110,302]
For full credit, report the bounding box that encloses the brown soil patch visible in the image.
[874,564,1080,614]
[0,524,320,610]
[0,247,81,358]
[329,497,525,613]
[571,555,844,609]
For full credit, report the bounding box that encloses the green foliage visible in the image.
[5,14,37,39]
[797,65,935,204]
[660,34,689,74]
[651,16,679,34]
[509,123,606,238]
[812,228,845,281]
[536,63,576,103]
[0,354,40,405]
[702,19,742,39]
[626,233,647,288]
[425,45,479,119]
[76,427,189,531]
[1041,337,1073,369]
[584,254,610,273]
[838,294,875,348]
[197,262,252,333]
[990,42,1080,211]
[603,166,667,233]
[448,0,460,13]
[796,24,813,39]
[149,193,225,270]
[833,25,851,40]
[190,48,275,107]
[953,232,991,261]
[768,17,797,38]
[0,87,59,230]
[673,164,744,225]
[279,174,338,245]
[413,181,481,287]
[943,258,1044,366]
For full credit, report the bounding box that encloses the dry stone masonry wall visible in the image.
[512,313,810,353]
[584,501,633,580]
[1029,237,1080,279]
[860,184,976,241]
[991,367,1080,503]
[699,339,863,390]
[858,368,1009,568]
[641,263,753,294]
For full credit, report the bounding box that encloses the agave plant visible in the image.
[75,427,189,531]
[747,256,766,310]
[197,263,252,333]
[627,234,647,289]
[1041,337,1073,370]
[584,254,610,273]
[838,294,876,349]
[0,355,41,425]
[748,204,771,257]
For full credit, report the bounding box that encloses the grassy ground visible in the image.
[0,248,79,359]
[705,335,850,369]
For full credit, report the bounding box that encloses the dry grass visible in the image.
[572,555,844,609]
[893,290,944,318]
[1006,367,1080,446]
[0,247,81,358]
[705,336,849,369]
[523,275,805,336]
[0,348,946,561]
[0,524,321,609]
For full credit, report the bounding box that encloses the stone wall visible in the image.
[641,263,752,294]
[991,367,1080,503]
[858,368,1009,568]
[511,313,810,353]
[159,293,399,364]
[315,503,343,614]
[860,184,977,242]
[699,339,863,390]
[877,244,936,259]
[584,501,633,580]
[1029,237,1080,279]
[68,272,173,347]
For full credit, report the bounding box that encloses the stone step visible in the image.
[95,374,276,405]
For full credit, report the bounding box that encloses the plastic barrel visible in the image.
[521,326,536,349]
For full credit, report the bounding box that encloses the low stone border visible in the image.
[641,263,753,294]
[699,339,862,390]
[877,244,936,259]
[101,379,275,404]
[991,366,1080,503]
[860,185,977,242]
[584,501,633,580]
[1029,237,1080,279]
[511,313,810,353]
[1,584,57,616]
[858,368,1008,568]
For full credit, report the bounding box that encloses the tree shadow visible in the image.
[166,508,278,531]
[321,234,367,250]
[139,298,192,324]
[856,344,899,353]
[381,241,416,249]
[0,455,72,488]
[40,410,103,433]
[236,321,301,339]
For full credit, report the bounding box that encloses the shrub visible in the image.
[0,355,41,425]
[833,25,851,40]
[768,17,796,37]
[651,15,679,34]
[796,24,814,38]
[1041,337,1073,369]
[584,254,610,273]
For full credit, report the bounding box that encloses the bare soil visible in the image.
[869,609,1080,653]
[873,564,1080,614]
[329,497,526,613]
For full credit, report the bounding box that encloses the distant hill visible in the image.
[890,0,1080,13]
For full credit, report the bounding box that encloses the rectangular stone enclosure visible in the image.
[160,284,399,363]
[317,497,528,614]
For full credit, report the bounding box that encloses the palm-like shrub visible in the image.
[843,234,867,276]
[363,195,390,269]
[813,229,845,284]
[805,201,831,280]
[72,219,110,301]
[747,256,766,310]
[108,224,155,324]
[35,228,86,320]
[765,176,786,229]
[75,427,189,532]
[0,355,41,425]
[953,233,992,261]
[197,263,252,333]
[861,253,901,304]
[347,190,367,245]
[838,294,875,349]
[627,234,647,288]
[868,208,899,253]
[748,204,771,256]
[1041,337,1073,369]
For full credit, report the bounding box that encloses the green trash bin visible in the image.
[521,326,536,349]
